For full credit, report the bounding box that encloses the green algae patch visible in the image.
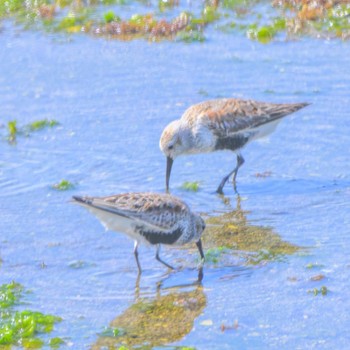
[7,120,18,143]
[56,10,92,33]
[308,286,328,296]
[0,310,62,346]
[52,179,74,191]
[158,0,179,12]
[203,205,300,266]
[49,337,65,348]
[250,25,276,43]
[3,119,60,143]
[202,5,220,23]
[0,282,62,348]
[177,30,205,43]
[204,246,230,264]
[103,10,120,23]
[26,119,59,132]
[306,262,325,269]
[0,282,23,309]
[92,288,206,349]
[246,18,286,43]
[99,326,123,337]
[180,181,200,192]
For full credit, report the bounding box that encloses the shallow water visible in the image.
[1,12,350,350]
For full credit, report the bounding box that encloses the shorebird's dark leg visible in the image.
[216,153,245,194]
[134,241,142,274]
[156,244,174,270]
[196,239,205,262]
[232,154,245,188]
[197,266,204,283]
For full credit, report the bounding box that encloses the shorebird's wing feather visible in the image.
[74,193,188,233]
[182,99,309,137]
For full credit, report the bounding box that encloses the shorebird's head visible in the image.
[160,120,192,191]
[159,120,185,159]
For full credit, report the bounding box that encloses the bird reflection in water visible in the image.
[91,269,205,350]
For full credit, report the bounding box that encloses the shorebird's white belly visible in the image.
[248,118,282,141]
[83,205,148,243]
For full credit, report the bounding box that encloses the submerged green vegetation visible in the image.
[308,286,328,296]
[27,119,59,131]
[3,119,59,143]
[0,281,23,308]
[52,179,74,190]
[181,181,200,192]
[202,200,300,266]
[0,0,349,42]
[204,246,230,263]
[7,120,18,143]
[0,282,63,347]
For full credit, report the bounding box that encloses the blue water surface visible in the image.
[0,14,350,350]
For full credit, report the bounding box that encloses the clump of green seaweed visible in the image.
[7,120,18,143]
[26,119,59,132]
[52,179,75,191]
[201,200,300,266]
[181,181,200,192]
[3,119,59,144]
[204,246,230,263]
[0,281,63,347]
[308,285,328,296]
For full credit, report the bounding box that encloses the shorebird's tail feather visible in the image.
[268,102,310,120]
[72,195,92,205]
[72,195,131,219]
[248,102,309,141]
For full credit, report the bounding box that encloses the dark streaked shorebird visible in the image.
[72,192,205,273]
[160,98,309,194]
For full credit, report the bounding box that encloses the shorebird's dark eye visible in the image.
[168,145,174,150]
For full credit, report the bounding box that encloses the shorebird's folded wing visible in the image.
[182,99,308,137]
[88,193,188,233]
[207,101,308,137]
[85,199,173,233]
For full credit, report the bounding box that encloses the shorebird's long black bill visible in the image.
[166,156,173,191]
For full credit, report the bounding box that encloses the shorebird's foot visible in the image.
[216,176,230,194]
[216,187,224,195]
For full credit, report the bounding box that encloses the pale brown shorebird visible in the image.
[160,98,309,194]
[72,192,205,273]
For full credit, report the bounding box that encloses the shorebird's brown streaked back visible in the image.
[159,98,310,194]
[72,192,205,273]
